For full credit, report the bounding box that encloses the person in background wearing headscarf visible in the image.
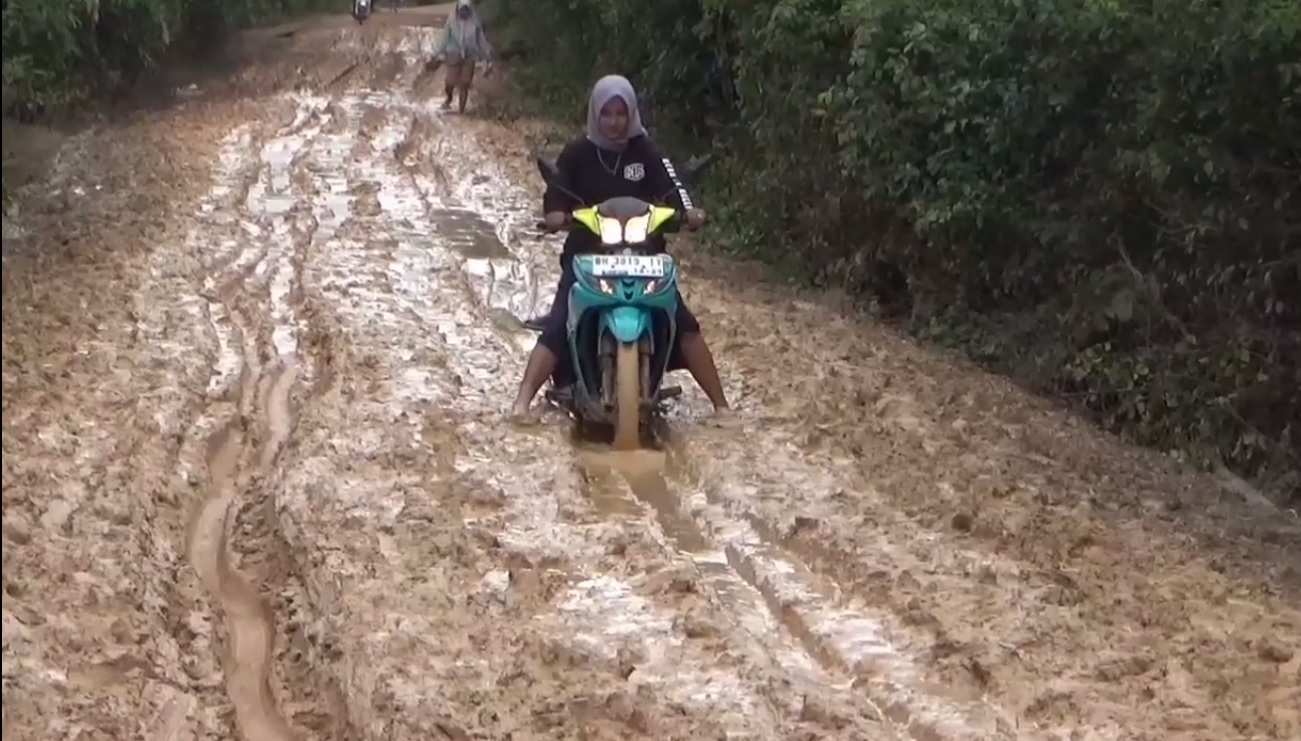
[509,74,731,420]
[429,0,492,112]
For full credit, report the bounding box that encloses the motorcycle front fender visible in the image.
[602,306,651,344]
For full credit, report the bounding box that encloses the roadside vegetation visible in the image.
[485,0,1301,503]
[3,0,337,117]
[2,0,341,204]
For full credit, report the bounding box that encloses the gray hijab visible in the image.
[447,0,487,57]
[585,75,646,151]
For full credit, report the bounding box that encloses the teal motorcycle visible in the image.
[530,153,709,447]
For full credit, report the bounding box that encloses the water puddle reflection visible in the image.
[430,207,513,261]
[577,447,708,552]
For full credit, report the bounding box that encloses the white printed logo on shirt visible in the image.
[623,163,645,182]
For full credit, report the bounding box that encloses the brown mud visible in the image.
[3,8,1298,741]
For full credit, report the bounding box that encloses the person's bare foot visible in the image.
[508,401,537,425]
[706,404,739,427]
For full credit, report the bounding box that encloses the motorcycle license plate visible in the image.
[589,255,665,278]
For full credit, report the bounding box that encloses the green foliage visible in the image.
[489,0,1301,493]
[2,0,334,115]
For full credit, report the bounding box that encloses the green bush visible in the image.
[488,0,1301,495]
[2,0,334,116]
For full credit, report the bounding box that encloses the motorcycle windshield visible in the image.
[596,197,652,221]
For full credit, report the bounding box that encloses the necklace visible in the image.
[597,147,623,176]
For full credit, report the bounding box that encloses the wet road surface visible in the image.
[3,11,1300,741]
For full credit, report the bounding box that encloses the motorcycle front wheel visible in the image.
[612,342,641,450]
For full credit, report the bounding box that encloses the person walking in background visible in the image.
[427,0,492,113]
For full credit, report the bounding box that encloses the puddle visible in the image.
[429,207,513,260]
[579,448,709,552]
[575,448,644,517]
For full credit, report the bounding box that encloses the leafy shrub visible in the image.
[2,0,335,116]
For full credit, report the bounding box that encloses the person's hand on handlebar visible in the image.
[543,211,568,232]
[684,208,707,230]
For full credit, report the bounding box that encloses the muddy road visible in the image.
[3,11,1300,741]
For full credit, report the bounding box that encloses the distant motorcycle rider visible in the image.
[509,75,730,420]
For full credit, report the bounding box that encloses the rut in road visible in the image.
[178,102,343,740]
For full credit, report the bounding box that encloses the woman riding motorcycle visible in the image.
[510,75,731,420]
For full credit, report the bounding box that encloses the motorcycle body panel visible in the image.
[556,253,681,427]
[528,187,707,441]
[603,305,651,345]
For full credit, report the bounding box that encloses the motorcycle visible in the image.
[530,153,711,448]
[352,0,371,24]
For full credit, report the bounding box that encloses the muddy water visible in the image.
[5,10,1299,741]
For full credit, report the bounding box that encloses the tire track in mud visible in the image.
[576,441,1003,741]
[182,96,342,740]
[657,443,1003,739]
[189,420,295,741]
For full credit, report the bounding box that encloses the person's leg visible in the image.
[671,296,729,411]
[511,268,575,416]
[456,62,476,113]
[441,61,460,109]
[511,344,558,417]
[679,333,729,411]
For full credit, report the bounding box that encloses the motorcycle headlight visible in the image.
[623,213,651,244]
[599,217,623,245]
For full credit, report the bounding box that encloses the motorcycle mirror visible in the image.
[681,154,713,182]
[533,151,586,205]
[534,153,561,185]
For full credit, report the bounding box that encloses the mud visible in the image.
[4,9,1300,741]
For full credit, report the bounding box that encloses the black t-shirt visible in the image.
[543,135,696,261]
